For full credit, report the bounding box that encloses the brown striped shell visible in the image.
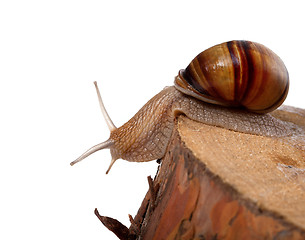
[174,40,289,113]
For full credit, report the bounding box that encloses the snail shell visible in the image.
[175,40,289,113]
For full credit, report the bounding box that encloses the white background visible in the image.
[1,1,304,239]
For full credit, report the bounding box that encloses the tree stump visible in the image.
[97,106,305,240]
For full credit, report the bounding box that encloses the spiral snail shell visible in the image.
[71,40,291,173]
[175,40,289,113]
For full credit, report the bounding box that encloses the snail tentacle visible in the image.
[70,139,114,166]
[105,158,117,174]
[94,81,117,131]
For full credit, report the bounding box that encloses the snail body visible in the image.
[71,40,290,173]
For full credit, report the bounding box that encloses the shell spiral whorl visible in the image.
[175,40,289,113]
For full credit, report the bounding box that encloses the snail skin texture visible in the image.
[71,40,292,174]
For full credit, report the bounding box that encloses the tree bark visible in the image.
[98,106,305,240]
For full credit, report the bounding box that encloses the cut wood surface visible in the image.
[98,106,305,240]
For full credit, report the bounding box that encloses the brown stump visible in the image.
[98,106,305,240]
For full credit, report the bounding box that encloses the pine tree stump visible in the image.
[97,106,305,240]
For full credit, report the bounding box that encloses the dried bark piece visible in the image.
[94,208,135,240]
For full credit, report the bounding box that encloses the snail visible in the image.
[71,40,290,174]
